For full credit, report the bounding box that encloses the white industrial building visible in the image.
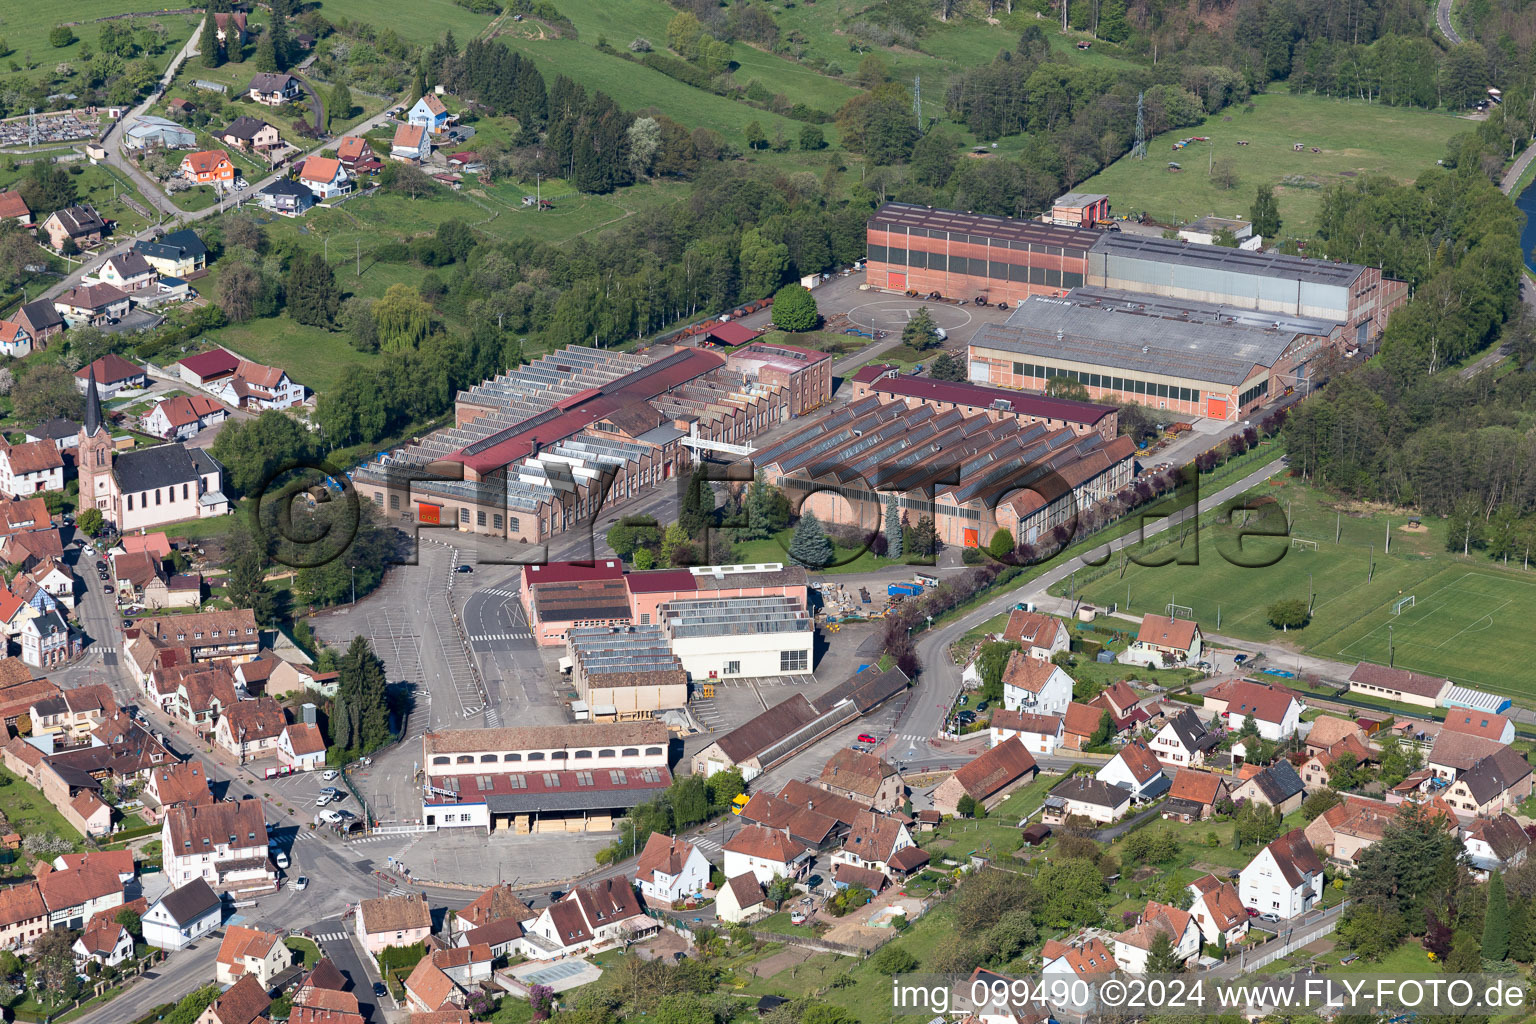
[565,625,688,717]
[659,595,812,679]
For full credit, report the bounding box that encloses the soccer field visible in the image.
[1063,480,1536,702]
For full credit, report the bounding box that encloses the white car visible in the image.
[322,770,338,781]
[294,876,309,891]
[315,793,332,807]
[320,810,344,825]
[274,850,290,869]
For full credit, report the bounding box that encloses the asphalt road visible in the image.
[1438,0,1461,43]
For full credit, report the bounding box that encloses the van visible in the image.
[731,793,750,815]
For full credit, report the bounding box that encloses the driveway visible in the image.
[1090,802,1163,842]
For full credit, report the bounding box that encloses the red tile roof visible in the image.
[1168,769,1225,805]
[0,191,29,220]
[723,824,807,864]
[74,353,140,383]
[706,322,758,346]
[1441,711,1512,742]
[1003,610,1064,647]
[951,736,1037,801]
[178,348,241,381]
[1063,701,1103,739]
[1137,613,1198,650]
[1001,652,1062,694]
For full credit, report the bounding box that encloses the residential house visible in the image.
[815,748,904,811]
[291,985,364,1024]
[135,609,261,663]
[408,93,453,134]
[142,876,222,950]
[1150,708,1220,767]
[142,394,227,442]
[1187,874,1249,948]
[29,683,115,743]
[1230,759,1305,814]
[73,905,136,967]
[0,589,28,640]
[1001,652,1073,717]
[1040,935,1118,983]
[213,696,287,761]
[723,825,810,886]
[35,857,124,930]
[1204,680,1302,741]
[278,723,326,772]
[1238,829,1324,918]
[1441,711,1516,745]
[1163,769,1229,822]
[356,893,432,955]
[133,229,209,278]
[218,116,283,158]
[11,300,65,348]
[94,252,158,292]
[0,190,31,226]
[1060,702,1106,751]
[523,877,654,958]
[257,178,315,215]
[146,760,212,810]
[1089,680,1146,732]
[1299,732,1374,790]
[635,834,710,905]
[247,72,302,106]
[990,710,1063,755]
[54,284,130,327]
[74,354,148,396]
[1095,739,1169,802]
[831,810,914,876]
[391,123,429,162]
[176,347,242,388]
[1461,814,1530,877]
[714,873,767,925]
[197,975,270,1024]
[1043,776,1130,825]
[23,419,79,453]
[112,550,162,606]
[0,882,49,951]
[214,12,248,45]
[160,799,276,895]
[1428,731,1507,781]
[1113,900,1200,973]
[0,320,32,359]
[404,954,466,1014]
[216,924,293,986]
[1444,746,1533,817]
[933,737,1038,815]
[297,156,350,199]
[172,662,239,730]
[180,150,236,188]
[209,360,306,411]
[1347,662,1450,709]
[20,609,75,669]
[0,439,65,497]
[1304,794,1404,866]
[41,204,106,251]
[124,116,196,151]
[453,882,535,936]
[1002,609,1070,658]
[1124,614,1202,668]
[335,136,378,173]
[1303,715,1368,757]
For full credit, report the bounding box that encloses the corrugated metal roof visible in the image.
[871,373,1116,424]
[1068,287,1342,336]
[1090,232,1365,286]
[870,202,1102,249]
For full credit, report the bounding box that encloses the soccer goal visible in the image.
[1393,595,1416,615]
[1166,603,1194,620]
[1290,537,1320,551]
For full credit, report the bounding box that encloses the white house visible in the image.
[296,156,351,199]
[141,395,227,442]
[216,924,293,987]
[0,320,33,359]
[142,878,223,950]
[160,800,277,896]
[1206,679,1302,741]
[278,722,327,772]
[1124,614,1202,668]
[391,123,429,162]
[1001,651,1073,717]
[1045,776,1131,824]
[634,835,710,905]
[1112,901,1201,973]
[522,877,654,959]
[408,93,453,134]
[722,824,810,885]
[831,811,914,875]
[1460,814,1530,877]
[93,252,158,292]
[1238,829,1324,919]
[714,873,767,925]
[73,914,135,967]
[1002,609,1071,659]
[20,609,74,669]
[209,361,306,411]
[1187,874,1249,947]
[0,440,65,498]
[1149,708,1220,767]
[1094,739,1169,802]
[990,710,1062,756]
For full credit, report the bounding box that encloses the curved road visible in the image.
[1438,0,1462,43]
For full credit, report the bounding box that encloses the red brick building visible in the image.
[725,341,833,417]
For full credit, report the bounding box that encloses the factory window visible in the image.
[598,749,617,758]
[1046,268,1062,287]
[1063,271,1085,288]
[908,250,926,269]
[493,514,503,530]
[929,253,947,272]
[645,747,664,756]
[622,748,639,756]
[390,494,399,509]
[480,753,497,762]
[543,773,561,787]
[527,752,545,761]
[868,244,887,263]
[456,755,473,764]
[574,750,593,759]
[1008,264,1028,282]
[460,509,469,523]
[889,248,907,265]
[550,751,567,760]
[725,661,741,675]
[781,650,809,671]
[507,516,519,531]
[507,774,526,788]
[989,261,1008,280]
[432,756,450,765]
[610,770,628,785]
[372,493,383,506]
[1029,266,1046,285]
[505,753,521,761]
[576,772,594,786]
[1012,362,1024,376]
[476,511,485,526]
[476,776,493,791]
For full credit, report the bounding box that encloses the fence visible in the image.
[1210,901,1350,975]
[746,929,874,957]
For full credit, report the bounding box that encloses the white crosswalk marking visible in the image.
[481,588,519,598]
[313,932,348,943]
[388,885,414,897]
[469,632,532,642]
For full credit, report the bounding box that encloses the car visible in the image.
[240,793,257,800]
[1339,954,1360,966]
[373,982,388,998]
[294,876,309,890]
[95,561,106,571]
[103,585,113,593]
[121,619,132,629]
[359,757,372,767]
[320,810,343,825]
[549,890,565,902]
[857,734,877,744]
[315,794,332,807]
[851,745,870,753]
[321,786,342,797]
[1233,654,1249,664]
[322,770,338,781]
[975,701,990,712]
[1245,907,1258,917]
[274,850,290,869]
[1259,912,1281,923]
[455,564,473,573]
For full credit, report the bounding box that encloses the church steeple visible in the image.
[83,364,103,438]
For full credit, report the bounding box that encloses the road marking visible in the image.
[313,932,348,943]
[480,588,519,599]
[468,632,531,641]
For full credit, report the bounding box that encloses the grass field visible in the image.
[0,161,156,236]
[0,3,199,91]
[1062,476,1536,700]
[311,0,497,42]
[1077,91,1470,238]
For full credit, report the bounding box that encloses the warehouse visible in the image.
[660,595,813,679]
[565,626,688,717]
[352,345,788,545]
[755,394,1136,549]
[969,290,1339,421]
[529,579,633,646]
[848,365,1119,440]
[1084,234,1407,346]
[725,341,833,417]
[865,203,1101,306]
[625,564,809,627]
[421,723,671,833]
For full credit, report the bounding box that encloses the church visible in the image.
[79,368,230,531]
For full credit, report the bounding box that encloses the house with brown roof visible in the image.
[1163,768,1229,821]
[1149,707,1220,768]
[1304,715,1368,757]
[1113,900,1200,972]
[815,748,904,811]
[1444,746,1533,817]
[1238,829,1324,918]
[1040,935,1118,986]
[689,694,821,781]
[208,359,306,411]
[41,204,106,251]
[1001,609,1070,658]
[723,825,810,886]
[391,123,430,162]
[35,857,124,930]
[831,810,914,875]
[247,72,302,106]
[0,190,31,227]
[1299,732,1375,790]
[404,954,464,1014]
[142,877,222,950]
[1230,758,1305,813]
[213,696,287,759]
[1428,730,1507,780]
[1204,679,1302,740]
[278,722,326,772]
[73,903,136,967]
[196,974,270,1024]
[297,156,351,199]
[161,799,275,896]
[932,736,1038,815]
[634,834,710,905]
[1347,662,1450,709]
[0,882,49,950]
[335,136,378,172]
[93,251,158,292]
[1001,652,1073,717]
[54,284,130,329]
[1060,701,1106,751]
[1187,874,1248,947]
[523,877,654,959]
[1125,613,1202,667]
[715,872,767,924]
[142,394,227,442]
[990,709,1064,756]
[216,924,292,987]
[146,760,212,810]
[1441,711,1515,745]
[291,984,364,1024]
[737,789,839,848]
[356,893,432,955]
[1094,739,1169,802]
[1461,814,1530,876]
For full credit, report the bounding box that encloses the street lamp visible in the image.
[1388,625,1394,668]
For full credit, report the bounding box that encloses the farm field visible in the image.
[310,0,498,42]
[1077,91,1470,238]
[1061,477,1536,698]
[0,3,199,88]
